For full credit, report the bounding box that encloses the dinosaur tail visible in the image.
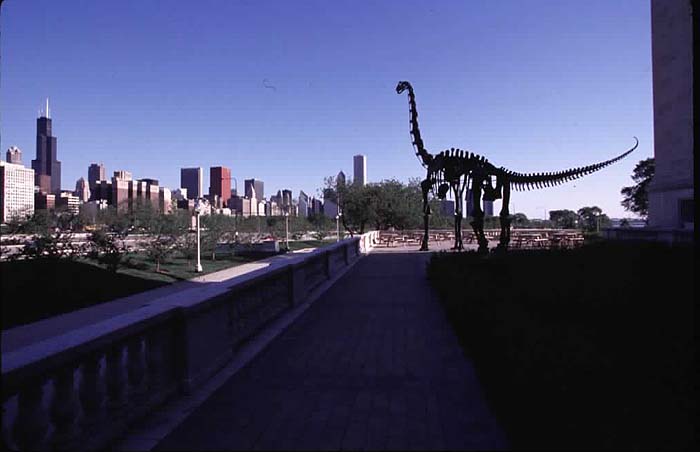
[503,137,638,191]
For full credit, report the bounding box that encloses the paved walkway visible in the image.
[153,251,507,450]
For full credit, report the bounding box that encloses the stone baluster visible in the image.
[147,329,168,395]
[127,337,147,405]
[50,365,80,450]
[105,345,126,415]
[12,382,49,450]
[79,353,104,435]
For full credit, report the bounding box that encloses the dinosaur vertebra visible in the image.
[396,80,638,253]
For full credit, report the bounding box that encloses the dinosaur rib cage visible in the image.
[503,138,638,191]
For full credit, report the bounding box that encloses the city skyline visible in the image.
[1,1,654,218]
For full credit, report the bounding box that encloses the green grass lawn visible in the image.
[1,241,341,330]
[113,252,258,283]
[428,241,694,450]
[1,259,170,330]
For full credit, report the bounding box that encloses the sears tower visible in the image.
[32,99,61,194]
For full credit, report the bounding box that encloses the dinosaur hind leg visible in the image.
[469,180,489,254]
[454,185,464,250]
[420,178,431,251]
[497,182,512,251]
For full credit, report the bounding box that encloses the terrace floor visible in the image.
[146,250,507,450]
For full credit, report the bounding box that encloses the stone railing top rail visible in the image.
[1,236,364,395]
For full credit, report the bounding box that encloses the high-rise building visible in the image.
[244,178,264,200]
[353,154,367,186]
[159,187,172,214]
[209,166,231,208]
[113,170,132,181]
[311,198,323,216]
[35,192,56,211]
[172,188,188,201]
[0,161,35,223]
[180,167,203,200]
[112,171,131,212]
[57,192,80,215]
[74,177,90,202]
[92,180,113,204]
[32,99,61,194]
[647,0,694,229]
[337,171,346,187]
[281,189,292,209]
[298,191,309,217]
[6,146,22,164]
[88,163,106,194]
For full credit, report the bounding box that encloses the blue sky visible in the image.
[1,0,652,218]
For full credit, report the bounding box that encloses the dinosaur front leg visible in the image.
[497,182,512,251]
[469,180,489,254]
[454,185,464,250]
[420,178,431,251]
[450,183,461,250]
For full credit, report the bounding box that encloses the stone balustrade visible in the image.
[1,233,378,450]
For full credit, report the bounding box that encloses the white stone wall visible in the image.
[648,0,694,228]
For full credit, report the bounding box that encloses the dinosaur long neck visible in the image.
[407,86,432,165]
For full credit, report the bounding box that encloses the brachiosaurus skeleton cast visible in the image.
[396,80,638,253]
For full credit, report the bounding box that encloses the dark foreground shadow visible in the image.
[1,259,169,330]
[428,241,694,450]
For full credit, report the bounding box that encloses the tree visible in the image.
[549,210,579,229]
[577,206,611,232]
[511,213,529,228]
[88,228,128,272]
[621,158,654,218]
[137,207,187,272]
[201,214,235,260]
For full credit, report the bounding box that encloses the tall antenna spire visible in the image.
[46,98,50,119]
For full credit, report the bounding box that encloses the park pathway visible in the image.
[153,251,507,450]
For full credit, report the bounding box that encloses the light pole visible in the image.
[284,210,290,250]
[335,212,343,242]
[194,198,203,272]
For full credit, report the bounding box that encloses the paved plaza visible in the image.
[152,251,507,450]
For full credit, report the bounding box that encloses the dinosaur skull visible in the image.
[396,81,410,94]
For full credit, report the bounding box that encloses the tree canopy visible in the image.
[621,158,654,218]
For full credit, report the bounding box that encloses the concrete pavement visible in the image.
[150,251,507,450]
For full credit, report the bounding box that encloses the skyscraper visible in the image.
[210,166,231,208]
[353,155,366,186]
[281,189,292,209]
[337,170,346,187]
[32,99,61,194]
[298,190,310,217]
[180,167,203,200]
[0,161,35,223]
[74,177,90,202]
[244,178,264,200]
[88,163,106,194]
[6,146,22,164]
[111,170,131,212]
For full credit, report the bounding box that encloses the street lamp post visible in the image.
[284,210,289,250]
[194,198,203,272]
[335,212,342,242]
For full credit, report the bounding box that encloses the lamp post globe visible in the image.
[335,212,342,242]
